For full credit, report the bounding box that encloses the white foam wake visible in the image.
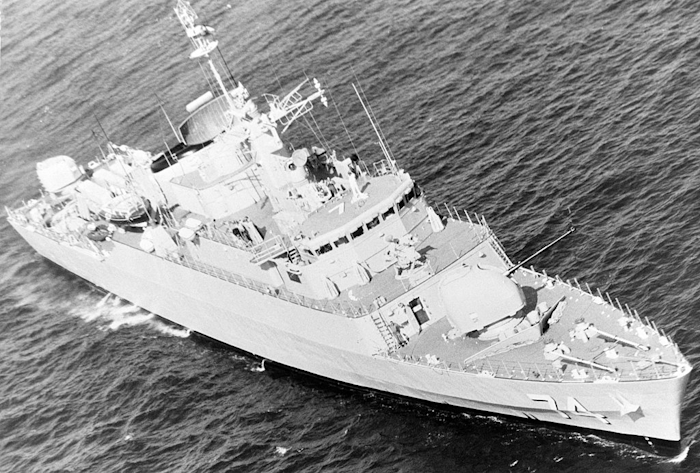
[250,359,266,372]
[274,446,289,456]
[149,321,191,338]
[664,440,692,464]
[71,293,190,338]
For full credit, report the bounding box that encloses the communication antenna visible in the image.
[91,130,107,160]
[352,83,397,174]
[93,114,115,154]
[326,81,360,159]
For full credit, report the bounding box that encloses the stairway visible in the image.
[250,235,289,265]
[370,312,400,352]
[287,247,301,264]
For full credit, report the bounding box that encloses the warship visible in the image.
[6,0,691,444]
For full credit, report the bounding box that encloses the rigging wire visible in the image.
[292,71,330,152]
[302,71,329,150]
[263,50,285,93]
[309,110,332,152]
[153,101,185,178]
[94,114,115,154]
[351,84,392,163]
[216,46,237,90]
[198,61,217,96]
[91,130,107,160]
[301,114,326,150]
[154,92,182,143]
[350,68,396,164]
[355,78,396,162]
[325,80,360,159]
[296,118,343,150]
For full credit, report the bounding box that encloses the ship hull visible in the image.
[11,221,690,443]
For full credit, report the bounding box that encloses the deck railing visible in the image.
[377,348,685,383]
[437,202,512,266]
[200,224,253,251]
[6,206,104,257]
[175,255,371,318]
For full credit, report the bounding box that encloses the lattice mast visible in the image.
[174,0,236,111]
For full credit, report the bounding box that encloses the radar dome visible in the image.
[36,156,81,193]
[291,148,309,167]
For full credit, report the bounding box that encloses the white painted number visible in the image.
[527,394,610,424]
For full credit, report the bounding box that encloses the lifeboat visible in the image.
[99,194,149,223]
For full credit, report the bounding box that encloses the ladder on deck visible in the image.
[287,247,301,264]
[250,235,290,265]
[371,312,400,352]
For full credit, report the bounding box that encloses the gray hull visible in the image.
[12,221,690,442]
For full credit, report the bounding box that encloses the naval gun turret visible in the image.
[440,265,527,340]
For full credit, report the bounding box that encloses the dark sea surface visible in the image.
[2,0,700,471]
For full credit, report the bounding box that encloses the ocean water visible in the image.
[2,0,700,470]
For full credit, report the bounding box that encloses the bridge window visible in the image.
[406,186,417,202]
[366,216,380,230]
[351,226,364,239]
[397,198,407,212]
[382,206,396,220]
[318,243,333,255]
[334,236,349,247]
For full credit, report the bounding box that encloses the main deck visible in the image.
[393,267,685,383]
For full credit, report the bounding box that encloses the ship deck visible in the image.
[12,193,685,384]
[31,186,507,320]
[395,268,683,382]
[333,216,492,309]
[7,193,688,384]
[295,173,408,238]
[105,195,496,317]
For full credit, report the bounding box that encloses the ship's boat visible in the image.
[99,194,150,224]
[5,0,691,446]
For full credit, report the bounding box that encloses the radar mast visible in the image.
[174,0,237,112]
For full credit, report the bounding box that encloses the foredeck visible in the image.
[393,267,686,382]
